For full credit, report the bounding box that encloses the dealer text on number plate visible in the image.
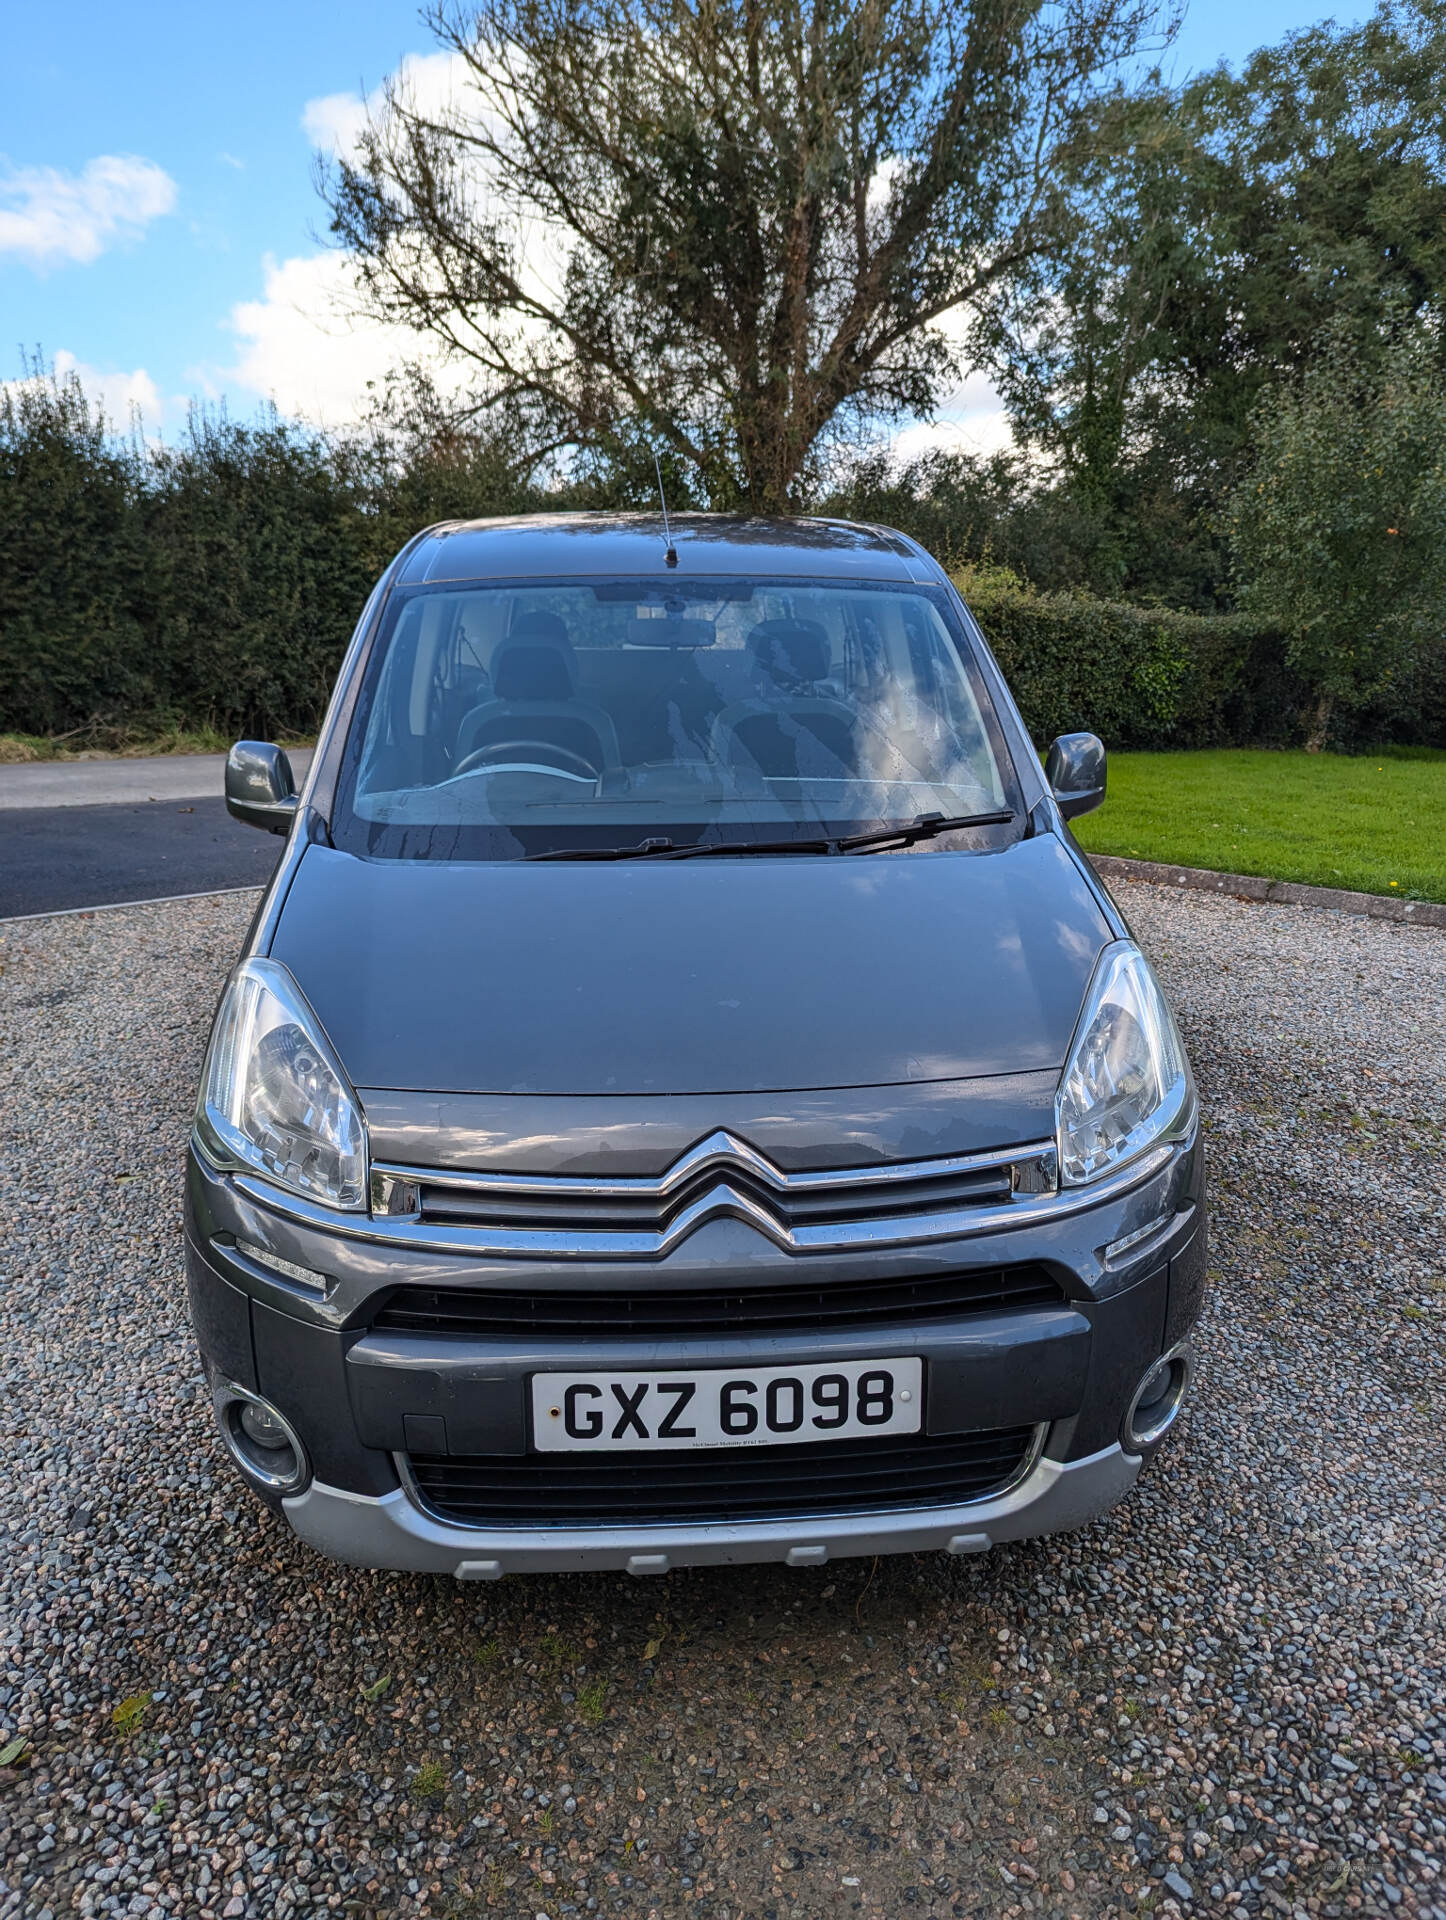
[531,1358,924,1452]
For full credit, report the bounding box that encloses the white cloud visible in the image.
[58,351,164,427]
[209,49,486,424]
[207,51,522,426]
[889,303,1017,463]
[301,51,555,290]
[0,154,177,270]
[890,369,1016,464]
[301,91,372,160]
[217,249,434,425]
[302,52,473,161]
[0,349,165,431]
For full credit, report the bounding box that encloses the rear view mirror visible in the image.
[626,616,717,647]
[1045,731,1106,819]
[226,741,299,835]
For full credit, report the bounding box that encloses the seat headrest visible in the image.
[492,625,577,702]
[510,609,569,648]
[748,618,831,688]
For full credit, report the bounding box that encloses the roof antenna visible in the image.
[653,447,679,568]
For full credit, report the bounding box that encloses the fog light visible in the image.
[239,1400,293,1451]
[215,1384,310,1495]
[1123,1342,1192,1452]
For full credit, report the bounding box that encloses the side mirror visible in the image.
[225,741,299,835]
[1045,731,1106,820]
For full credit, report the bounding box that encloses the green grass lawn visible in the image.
[1069,747,1446,904]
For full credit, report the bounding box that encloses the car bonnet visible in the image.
[266,835,1110,1097]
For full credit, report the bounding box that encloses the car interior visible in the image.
[351,581,1005,817]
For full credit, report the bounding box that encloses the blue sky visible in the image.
[1,0,1364,440]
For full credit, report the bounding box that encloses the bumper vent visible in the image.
[372,1264,1064,1341]
[405,1425,1039,1527]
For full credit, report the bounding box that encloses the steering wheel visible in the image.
[450,739,601,783]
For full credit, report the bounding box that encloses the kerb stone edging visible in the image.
[1088,853,1446,930]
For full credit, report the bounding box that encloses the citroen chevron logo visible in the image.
[652,1130,791,1196]
[645,1132,799,1251]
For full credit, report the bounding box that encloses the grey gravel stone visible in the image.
[1,880,1444,1918]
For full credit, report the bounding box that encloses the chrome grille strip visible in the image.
[374,1131,1050,1202]
[232,1140,1176,1260]
[363,1133,1059,1254]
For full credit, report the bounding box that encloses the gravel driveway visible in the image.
[2,882,1443,1920]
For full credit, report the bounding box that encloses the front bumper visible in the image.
[184,1120,1206,1575]
[281,1440,1140,1577]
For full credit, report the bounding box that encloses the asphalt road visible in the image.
[0,798,285,918]
[0,753,310,918]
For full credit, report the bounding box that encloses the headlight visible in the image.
[1056,942,1191,1186]
[197,959,367,1210]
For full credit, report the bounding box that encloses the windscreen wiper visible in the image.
[524,835,835,862]
[667,813,1014,856]
[524,812,1012,862]
[836,809,1015,854]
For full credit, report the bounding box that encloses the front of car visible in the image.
[185,513,1206,1576]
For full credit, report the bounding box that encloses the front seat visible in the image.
[454,612,620,773]
[710,617,860,779]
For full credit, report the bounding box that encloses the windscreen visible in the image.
[331,575,1019,859]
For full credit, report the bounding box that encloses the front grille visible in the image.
[371,1264,1065,1340]
[405,1425,1039,1526]
[414,1160,1015,1233]
[368,1132,1060,1259]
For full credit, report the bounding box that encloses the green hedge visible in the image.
[3,371,1442,748]
[956,570,1445,750]
[0,374,541,740]
[0,376,155,736]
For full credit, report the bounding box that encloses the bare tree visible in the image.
[323,0,1174,509]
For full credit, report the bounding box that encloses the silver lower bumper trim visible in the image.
[281,1442,1140,1578]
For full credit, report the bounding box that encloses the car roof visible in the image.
[392,511,938,586]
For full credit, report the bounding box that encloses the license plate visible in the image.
[531,1358,923,1452]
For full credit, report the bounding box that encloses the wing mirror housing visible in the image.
[225,741,299,835]
[1045,731,1107,819]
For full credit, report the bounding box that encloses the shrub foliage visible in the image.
[959,569,1442,751]
[1227,322,1446,747]
[0,369,541,741]
[0,371,152,736]
[1,366,1442,750]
